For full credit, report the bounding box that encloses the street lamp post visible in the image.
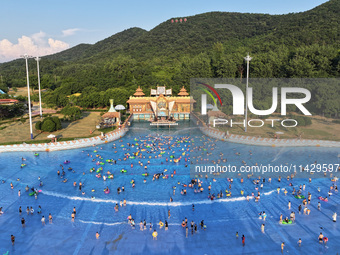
[35,56,43,117]
[244,53,252,132]
[21,54,34,139]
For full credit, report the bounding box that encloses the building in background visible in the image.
[0,99,19,105]
[100,99,121,128]
[127,86,194,121]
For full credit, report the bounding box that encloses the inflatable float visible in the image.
[29,190,42,196]
[318,196,328,202]
[281,219,293,225]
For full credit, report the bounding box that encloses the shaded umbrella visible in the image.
[115,105,126,110]
[206,104,214,109]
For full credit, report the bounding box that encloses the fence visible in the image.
[191,113,340,148]
[0,114,133,153]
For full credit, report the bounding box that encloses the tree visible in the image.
[51,116,62,130]
[35,121,42,130]
[61,106,82,120]
[41,120,56,132]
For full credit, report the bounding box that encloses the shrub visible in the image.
[35,121,42,130]
[61,106,82,120]
[289,115,312,126]
[52,116,62,130]
[37,116,62,132]
[41,119,56,132]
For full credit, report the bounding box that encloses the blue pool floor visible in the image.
[0,122,339,254]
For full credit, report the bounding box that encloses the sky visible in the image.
[0,0,329,63]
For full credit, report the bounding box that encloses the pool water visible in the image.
[0,121,339,254]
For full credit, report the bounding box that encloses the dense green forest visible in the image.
[0,0,339,116]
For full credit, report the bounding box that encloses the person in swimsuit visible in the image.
[298,238,302,247]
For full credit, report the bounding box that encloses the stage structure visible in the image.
[127,86,193,124]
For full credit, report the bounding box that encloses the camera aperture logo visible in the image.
[199,82,311,128]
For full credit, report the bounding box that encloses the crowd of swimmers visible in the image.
[2,134,339,252]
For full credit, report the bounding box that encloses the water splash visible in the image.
[41,188,278,207]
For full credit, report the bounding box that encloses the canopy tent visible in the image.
[115,105,126,111]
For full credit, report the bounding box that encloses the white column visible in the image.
[244,53,252,132]
[22,54,34,139]
[35,57,43,117]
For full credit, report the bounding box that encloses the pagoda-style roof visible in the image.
[133,86,145,97]
[127,97,195,104]
[102,112,120,119]
[178,86,189,96]
[102,99,120,119]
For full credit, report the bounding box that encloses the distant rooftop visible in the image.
[0,99,19,105]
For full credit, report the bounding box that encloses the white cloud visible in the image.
[62,28,81,37]
[0,32,69,63]
[31,31,48,46]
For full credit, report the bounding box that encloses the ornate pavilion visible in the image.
[100,99,121,128]
[127,86,193,121]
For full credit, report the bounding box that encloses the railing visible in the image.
[0,115,133,153]
[191,112,340,148]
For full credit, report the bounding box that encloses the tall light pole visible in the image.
[244,53,252,132]
[35,56,42,117]
[21,54,34,139]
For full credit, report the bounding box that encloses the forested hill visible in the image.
[45,27,147,62]
[0,0,339,116]
[44,0,339,62]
